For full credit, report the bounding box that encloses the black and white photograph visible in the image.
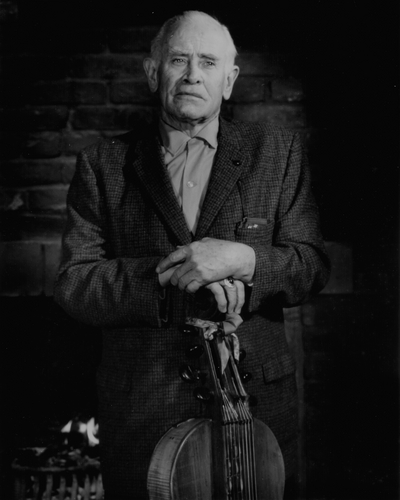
[0,2,398,499]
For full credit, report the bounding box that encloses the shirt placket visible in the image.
[182,138,201,233]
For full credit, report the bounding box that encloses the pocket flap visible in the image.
[262,353,296,383]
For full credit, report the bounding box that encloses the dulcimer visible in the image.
[147,314,285,500]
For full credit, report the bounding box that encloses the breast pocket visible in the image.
[235,217,274,246]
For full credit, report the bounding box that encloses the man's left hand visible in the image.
[156,237,255,293]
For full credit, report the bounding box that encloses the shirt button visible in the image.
[187,181,196,188]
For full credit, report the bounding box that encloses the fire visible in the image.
[61,417,99,446]
[86,417,100,446]
[61,420,72,433]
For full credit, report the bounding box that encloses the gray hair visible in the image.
[150,11,238,68]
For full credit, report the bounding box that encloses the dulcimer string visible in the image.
[214,337,258,500]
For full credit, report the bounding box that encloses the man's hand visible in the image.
[156,238,255,293]
[205,279,245,314]
[158,263,182,288]
[158,262,245,314]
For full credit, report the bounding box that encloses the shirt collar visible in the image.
[159,116,219,157]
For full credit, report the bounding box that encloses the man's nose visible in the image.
[184,63,202,84]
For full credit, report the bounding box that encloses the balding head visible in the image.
[150,11,238,70]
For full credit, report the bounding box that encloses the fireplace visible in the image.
[11,418,103,500]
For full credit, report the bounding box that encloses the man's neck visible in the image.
[160,111,220,138]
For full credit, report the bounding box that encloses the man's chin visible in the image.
[172,109,209,125]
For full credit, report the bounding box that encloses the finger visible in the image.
[220,279,238,314]
[205,283,227,313]
[224,284,238,314]
[156,247,188,273]
[234,281,245,314]
[158,264,182,287]
[184,278,202,294]
[169,259,194,287]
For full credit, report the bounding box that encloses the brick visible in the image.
[1,55,69,82]
[72,106,119,130]
[69,54,144,79]
[72,105,156,130]
[28,82,70,105]
[110,80,152,104]
[61,131,102,156]
[23,132,61,159]
[0,131,24,159]
[43,241,62,296]
[55,27,107,55]
[28,186,68,212]
[61,160,76,183]
[71,81,108,104]
[236,52,285,76]
[320,241,353,294]
[2,106,69,132]
[108,26,158,53]
[271,77,304,102]
[120,106,158,128]
[0,24,107,55]
[231,76,269,103]
[0,241,43,296]
[0,213,66,241]
[0,189,27,212]
[232,102,306,128]
[59,28,107,55]
[0,158,76,186]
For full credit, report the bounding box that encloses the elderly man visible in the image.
[54,10,330,500]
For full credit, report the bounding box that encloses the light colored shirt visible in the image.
[159,117,219,234]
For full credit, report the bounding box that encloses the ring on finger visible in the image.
[223,277,235,288]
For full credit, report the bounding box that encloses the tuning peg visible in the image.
[239,349,246,363]
[193,387,213,403]
[185,344,204,359]
[179,325,200,336]
[240,371,253,384]
[179,364,199,383]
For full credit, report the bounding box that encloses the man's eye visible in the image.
[204,61,216,67]
[172,58,185,64]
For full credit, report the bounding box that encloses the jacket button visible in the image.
[232,160,242,166]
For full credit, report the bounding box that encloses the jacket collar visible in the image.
[126,118,248,245]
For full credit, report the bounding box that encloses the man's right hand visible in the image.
[158,264,245,314]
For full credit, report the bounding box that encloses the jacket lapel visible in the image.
[195,119,248,239]
[127,125,192,246]
[125,119,248,245]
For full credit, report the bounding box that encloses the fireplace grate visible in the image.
[12,463,104,500]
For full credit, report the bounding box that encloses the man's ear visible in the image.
[223,65,240,100]
[143,58,159,93]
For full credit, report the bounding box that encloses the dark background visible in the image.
[1,1,399,499]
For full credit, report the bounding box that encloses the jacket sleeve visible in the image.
[53,147,166,329]
[247,132,330,311]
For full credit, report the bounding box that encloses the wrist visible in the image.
[233,243,255,284]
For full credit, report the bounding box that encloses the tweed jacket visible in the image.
[54,117,330,498]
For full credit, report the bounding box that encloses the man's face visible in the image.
[145,15,239,128]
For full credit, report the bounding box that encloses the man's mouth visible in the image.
[176,92,204,99]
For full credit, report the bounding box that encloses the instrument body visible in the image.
[147,323,285,500]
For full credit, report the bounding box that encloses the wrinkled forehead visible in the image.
[166,16,231,59]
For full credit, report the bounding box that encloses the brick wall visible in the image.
[0,22,308,296]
